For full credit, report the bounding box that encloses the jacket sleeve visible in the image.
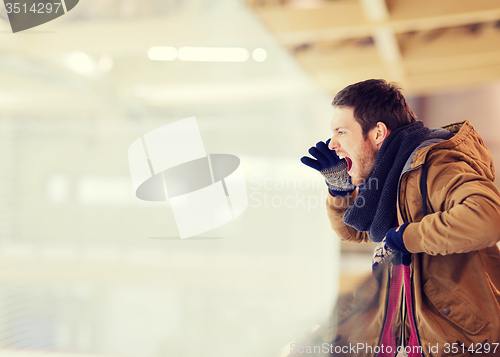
[403,151,500,255]
[326,189,372,243]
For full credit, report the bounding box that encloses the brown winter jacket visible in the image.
[326,120,500,357]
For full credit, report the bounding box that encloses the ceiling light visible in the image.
[63,51,98,77]
[148,46,177,61]
[178,47,249,62]
[252,48,267,62]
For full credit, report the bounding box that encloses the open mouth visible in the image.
[345,157,352,172]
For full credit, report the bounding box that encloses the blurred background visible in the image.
[1,0,500,356]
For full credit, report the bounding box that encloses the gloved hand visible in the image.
[300,139,356,196]
[385,223,411,266]
[372,237,397,271]
[372,223,411,271]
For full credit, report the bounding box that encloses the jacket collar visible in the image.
[411,120,470,169]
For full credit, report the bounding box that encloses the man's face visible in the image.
[328,106,380,187]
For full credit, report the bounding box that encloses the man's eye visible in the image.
[338,131,345,135]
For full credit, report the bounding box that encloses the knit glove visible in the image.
[372,237,397,271]
[372,223,411,270]
[300,139,356,196]
[386,223,411,266]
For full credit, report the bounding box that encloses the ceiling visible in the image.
[244,0,500,95]
[2,0,500,119]
[0,0,325,120]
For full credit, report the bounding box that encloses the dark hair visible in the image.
[332,79,417,137]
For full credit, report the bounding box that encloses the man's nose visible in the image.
[328,138,339,150]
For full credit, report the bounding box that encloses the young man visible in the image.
[301,79,500,356]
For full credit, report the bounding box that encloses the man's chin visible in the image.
[350,177,362,187]
[351,176,368,187]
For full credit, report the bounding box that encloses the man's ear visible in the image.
[370,122,390,147]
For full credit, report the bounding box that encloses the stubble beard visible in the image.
[351,143,379,187]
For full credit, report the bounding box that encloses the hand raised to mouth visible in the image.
[300,139,356,196]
